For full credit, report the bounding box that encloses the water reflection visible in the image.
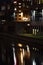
[0,43,43,65]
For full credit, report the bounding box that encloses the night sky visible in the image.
[0,0,11,2]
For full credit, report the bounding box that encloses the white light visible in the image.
[23,49,25,56]
[33,59,36,65]
[13,48,16,65]
[19,3,21,5]
[26,45,30,52]
[14,8,17,11]
[19,6,21,8]
[27,24,30,26]
[42,9,43,16]
[13,12,15,16]
[33,10,35,16]
[13,1,17,4]
[12,12,15,18]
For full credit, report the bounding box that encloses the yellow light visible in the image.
[21,51,23,63]
[23,17,28,21]
[21,12,23,17]
[18,43,22,47]
[20,48,22,51]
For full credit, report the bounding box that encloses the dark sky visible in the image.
[0,0,11,2]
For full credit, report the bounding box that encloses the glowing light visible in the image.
[33,48,34,50]
[19,3,21,5]
[13,1,17,4]
[26,45,30,52]
[37,29,39,32]
[33,59,36,65]
[21,51,23,64]
[23,17,28,21]
[13,48,16,65]
[20,48,22,51]
[42,9,43,16]
[33,10,35,16]
[19,6,21,8]
[14,8,17,11]
[35,48,37,51]
[21,12,23,16]
[23,49,25,56]
[27,24,30,26]
[19,10,21,12]
[18,43,22,47]
[33,29,35,35]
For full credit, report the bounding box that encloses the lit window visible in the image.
[14,8,17,11]
[19,10,21,12]
[19,3,21,5]
[13,12,15,16]
[13,1,17,4]
[13,12,16,18]
[23,17,29,21]
[19,6,21,8]
[13,48,16,65]
[27,24,30,26]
